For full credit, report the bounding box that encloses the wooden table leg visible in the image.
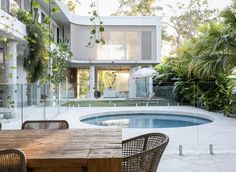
[87,158,121,172]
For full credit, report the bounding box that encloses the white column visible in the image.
[4,40,18,118]
[76,69,80,99]
[89,65,95,99]
[149,65,154,96]
[129,66,138,98]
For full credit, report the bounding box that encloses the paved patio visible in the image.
[1,105,236,171]
[159,153,236,172]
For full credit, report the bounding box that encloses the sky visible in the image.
[76,0,232,16]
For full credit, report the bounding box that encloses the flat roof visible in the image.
[40,0,161,26]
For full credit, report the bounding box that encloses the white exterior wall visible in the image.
[71,25,97,61]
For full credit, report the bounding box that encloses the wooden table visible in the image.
[0,128,122,172]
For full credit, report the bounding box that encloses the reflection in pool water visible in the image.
[81,113,212,128]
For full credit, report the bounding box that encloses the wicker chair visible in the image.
[0,149,27,172]
[21,120,69,130]
[122,133,169,172]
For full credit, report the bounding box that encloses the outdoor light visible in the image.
[209,144,214,155]
[179,145,183,155]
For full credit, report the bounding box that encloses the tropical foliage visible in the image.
[50,41,72,84]
[154,2,236,115]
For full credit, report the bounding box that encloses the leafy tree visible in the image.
[165,0,217,47]
[50,42,72,84]
[113,0,162,16]
[50,40,72,99]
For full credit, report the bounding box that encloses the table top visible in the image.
[0,128,122,160]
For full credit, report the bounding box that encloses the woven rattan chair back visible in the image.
[122,133,169,172]
[0,149,27,172]
[21,120,69,130]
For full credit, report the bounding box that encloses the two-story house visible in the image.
[54,1,162,99]
[0,0,161,117]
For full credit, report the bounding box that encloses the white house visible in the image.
[0,0,161,117]
[54,1,162,99]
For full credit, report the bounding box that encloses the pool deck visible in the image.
[2,105,236,171]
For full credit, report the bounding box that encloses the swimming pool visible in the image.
[80,112,213,128]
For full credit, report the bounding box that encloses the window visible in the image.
[71,25,156,61]
[109,32,125,60]
[41,12,46,23]
[57,27,60,44]
[34,8,38,15]
[126,32,139,60]
[1,0,10,13]
[97,31,141,61]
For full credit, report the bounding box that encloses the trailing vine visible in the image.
[87,0,105,47]
[17,9,49,83]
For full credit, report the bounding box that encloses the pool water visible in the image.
[81,113,212,128]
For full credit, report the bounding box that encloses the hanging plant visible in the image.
[87,0,105,47]
[17,9,49,83]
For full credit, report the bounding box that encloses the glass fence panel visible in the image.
[0,84,21,129]
[196,81,236,153]
[0,81,234,155]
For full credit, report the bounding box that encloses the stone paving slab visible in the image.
[158,153,236,172]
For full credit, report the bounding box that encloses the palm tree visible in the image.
[189,2,236,80]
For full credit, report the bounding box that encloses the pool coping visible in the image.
[79,110,214,128]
